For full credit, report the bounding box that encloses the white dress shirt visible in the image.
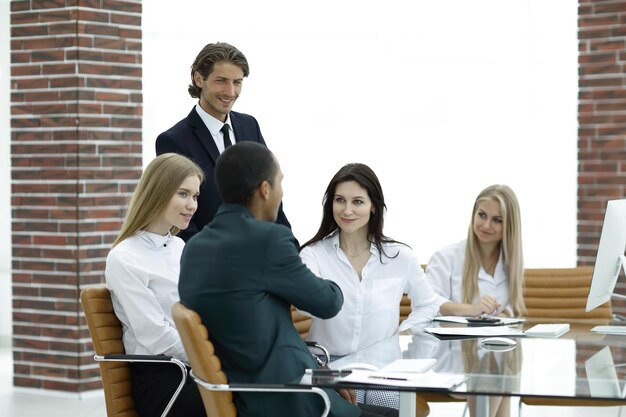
[105,231,188,362]
[299,233,447,356]
[195,103,235,153]
[426,239,511,315]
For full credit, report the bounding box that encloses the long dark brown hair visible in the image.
[300,163,406,262]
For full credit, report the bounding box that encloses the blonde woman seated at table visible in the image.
[426,184,526,318]
[426,184,525,417]
[105,153,206,417]
[299,163,447,410]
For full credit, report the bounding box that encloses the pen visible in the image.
[368,375,409,381]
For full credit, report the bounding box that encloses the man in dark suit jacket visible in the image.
[156,42,291,241]
[178,143,396,417]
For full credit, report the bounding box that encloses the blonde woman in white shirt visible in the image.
[105,153,206,417]
[427,185,524,417]
[427,184,526,318]
[299,163,446,410]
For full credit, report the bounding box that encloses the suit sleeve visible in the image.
[263,226,343,319]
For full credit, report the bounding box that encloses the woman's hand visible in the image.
[472,295,500,316]
[439,297,502,317]
[337,388,357,405]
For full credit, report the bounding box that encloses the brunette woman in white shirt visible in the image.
[105,153,206,417]
[299,163,446,410]
[426,184,526,318]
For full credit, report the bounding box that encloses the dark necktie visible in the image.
[221,124,232,150]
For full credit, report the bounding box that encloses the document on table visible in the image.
[337,369,466,389]
[591,325,626,335]
[433,316,525,325]
[380,359,436,373]
[424,326,526,339]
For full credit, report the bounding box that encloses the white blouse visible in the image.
[426,240,511,315]
[300,233,447,356]
[105,231,188,362]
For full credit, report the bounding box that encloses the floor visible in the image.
[0,344,624,417]
[0,346,105,417]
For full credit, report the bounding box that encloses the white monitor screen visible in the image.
[585,346,621,398]
[586,199,626,312]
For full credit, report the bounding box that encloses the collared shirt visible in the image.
[105,231,188,362]
[195,103,236,153]
[299,233,447,356]
[426,239,511,315]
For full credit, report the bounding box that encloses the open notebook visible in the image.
[425,326,525,339]
[434,316,525,326]
[336,369,466,389]
[336,358,436,374]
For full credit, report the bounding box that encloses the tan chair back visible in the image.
[291,306,313,338]
[399,294,411,324]
[80,287,139,417]
[523,267,612,321]
[172,302,237,417]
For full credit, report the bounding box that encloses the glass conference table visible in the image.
[299,322,626,417]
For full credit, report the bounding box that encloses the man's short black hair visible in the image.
[215,142,277,206]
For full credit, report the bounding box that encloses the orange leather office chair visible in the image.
[520,267,618,412]
[171,302,331,417]
[80,287,187,417]
[523,267,612,322]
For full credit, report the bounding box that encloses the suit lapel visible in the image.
[230,112,249,143]
[187,107,221,163]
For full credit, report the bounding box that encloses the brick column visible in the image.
[10,1,142,392]
[578,1,626,314]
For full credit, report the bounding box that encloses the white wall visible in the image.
[0,1,578,341]
[143,0,578,267]
[1,0,12,345]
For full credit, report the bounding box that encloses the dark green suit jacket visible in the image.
[179,204,360,417]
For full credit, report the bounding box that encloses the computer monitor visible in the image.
[585,198,626,312]
[584,346,623,398]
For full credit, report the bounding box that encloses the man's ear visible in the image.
[193,71,204,88]
[258,181,270,201]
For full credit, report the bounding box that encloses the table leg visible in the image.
[475,395,489,417]
[399,392,416,417]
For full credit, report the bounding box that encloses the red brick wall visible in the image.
[578,1,626,315]
[10,1,142,392]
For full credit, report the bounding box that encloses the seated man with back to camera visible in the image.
[178,142,397,417]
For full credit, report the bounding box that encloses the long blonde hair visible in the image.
[113,153,204,247]
[461,184,526,316]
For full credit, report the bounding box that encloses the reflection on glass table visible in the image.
[299,326,626,417]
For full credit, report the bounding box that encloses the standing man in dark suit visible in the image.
[178,142,397,417]
[156,42,291,241]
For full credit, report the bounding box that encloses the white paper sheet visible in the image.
[380,359,436,373]
[337,369,466,389]
[424,326,526,338]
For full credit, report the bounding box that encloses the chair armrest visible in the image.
[305,341,330,367]
[190,370,331,417]
[100,353,175,361]
[94,354,187,417]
